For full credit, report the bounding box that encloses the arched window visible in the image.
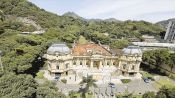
[107,61,110,65]
[57,66,59,69]
[132,65,135,70]
[66,64,69,68]
[113,62,117,66]
[86,60,90,65]
[123,64,127,69]
[73,61,76,65]
[80,61,82,65]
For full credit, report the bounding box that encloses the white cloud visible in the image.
[76,0,175,22]
[29,0,175,22]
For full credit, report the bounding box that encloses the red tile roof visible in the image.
[72,44,111,56]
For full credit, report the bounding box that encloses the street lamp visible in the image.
[0,50,3,71]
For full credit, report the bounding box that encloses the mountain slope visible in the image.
[157,18,175,28]
[1,0,165,39]
[63,12,84,19]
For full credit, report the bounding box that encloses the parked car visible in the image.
[148,77,155,81]
[143,78,151,83]
[108,82,116,88]
[110,91,114,96]
[55,76,60,80]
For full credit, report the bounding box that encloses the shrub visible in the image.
[121,79,131,84]
[142,91,155,98]
[61,79,67,84]
[36,71,44,79]
[169,74,175,80]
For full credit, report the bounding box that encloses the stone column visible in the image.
[118,60,121,68]
[105,60,107,67]
[137,63,140,71]
[110,60,112,67]
[77,58,80,66]
[99,61,102,68]
[83,59,86,67]
[90,60,93,68]
[128,63,131,71]
[69,60,72,68]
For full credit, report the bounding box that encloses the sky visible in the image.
[29,0,175,23]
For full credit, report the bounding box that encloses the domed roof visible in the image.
[47,43,71,55]
[122,46,142,55]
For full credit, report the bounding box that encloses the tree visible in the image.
[0,72,37,98]
[142,91,156,98]
[0,10,5,34]
[79,75,96,98]
[156,86,175,98]
[169,53,175,71]
[69,90,76,98]
[0,10,5,22]
[142,49,171,72]
[36,81,66,98]
[110,39,130,49]
[78,35,88,44]
[156,92,166,98]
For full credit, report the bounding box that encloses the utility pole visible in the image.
[0,50,3,71]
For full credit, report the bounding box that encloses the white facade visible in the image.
[44,43,142,84]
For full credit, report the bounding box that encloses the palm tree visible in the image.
[79,75,97,98]
[69,90,76,98]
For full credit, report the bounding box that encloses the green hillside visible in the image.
[0,0,166,97]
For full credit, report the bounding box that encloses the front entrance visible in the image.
[55,73,61,79]
[93,61,100,69]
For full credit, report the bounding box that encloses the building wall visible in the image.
[46,53,142,78]
[118,55,142,76]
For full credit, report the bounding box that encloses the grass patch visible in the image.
[61,79,67,84]
[69,93,81,98]
[141,71,153,78]
[87,93,92,98]
[121,79,131,84]
[154,77,175,89]
[169,74,175,80]
[68,93,92,98]
[116,94,142,98]
[36,71,44,79]
[78,35,88,44]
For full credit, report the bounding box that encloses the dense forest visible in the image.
[0,0,169,97]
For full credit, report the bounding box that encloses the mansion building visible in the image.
[44,43,142,83]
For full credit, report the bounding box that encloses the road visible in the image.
[56,79,158,97]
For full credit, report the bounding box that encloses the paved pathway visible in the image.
[116,79,157,95]
[56,79,158,97]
